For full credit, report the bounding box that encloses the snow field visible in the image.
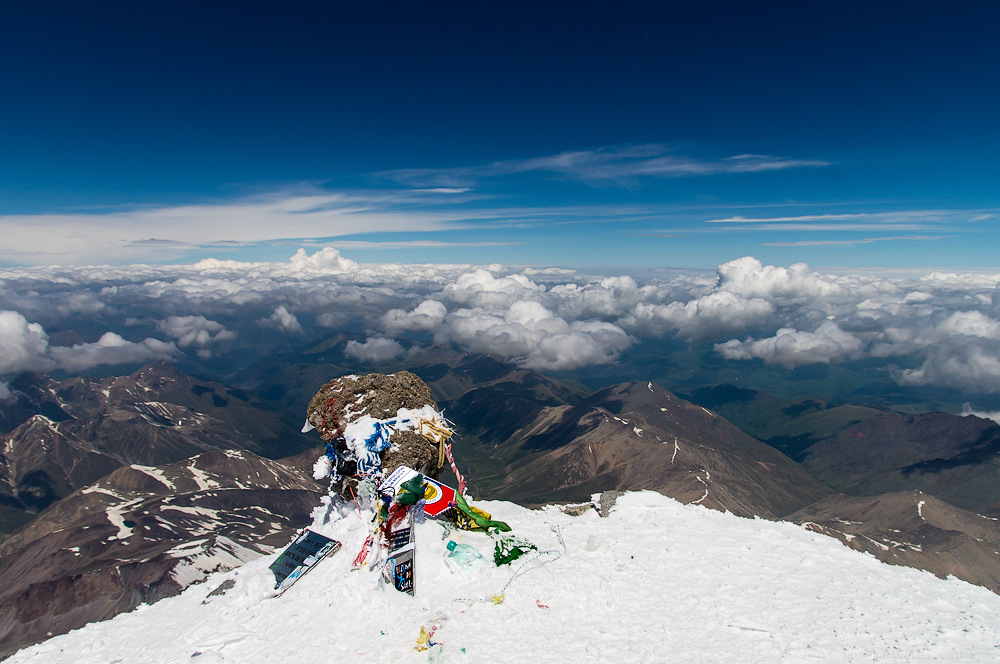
[8,491,1000,664]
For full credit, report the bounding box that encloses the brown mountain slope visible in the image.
[0,362,314,537]
[680,383,886,460]
[800,412,1000,514]
[0,449,324,659]
[453,380,829,518]
[788,491,1000,592]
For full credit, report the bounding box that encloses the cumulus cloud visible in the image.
[380,300,448,335]
[157,315,236,349]
[257,306,303,335]
[937,310,1000,340]
[896,337,1000,393]
[47,333,179,371]
[715,321,863,369]
[0,310,53,374]
[872,310,1000,358]
[287,247,359,274]
[344,337,406,363]
[0,310,178,374]
[436,300,633,371]
[622,291,774,341]
[7,247,1000,394]
[717,256,848,301]
[443,268,546,308]
[548,275,649,320]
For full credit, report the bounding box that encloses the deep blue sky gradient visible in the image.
[1,1,998,267]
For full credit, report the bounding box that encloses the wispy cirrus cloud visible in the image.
[0,189,492,266]
[379,144,830,187]
[763,235,951,247]
[708,213,867,223]
[706,209,997,227]
[316,240,527,250]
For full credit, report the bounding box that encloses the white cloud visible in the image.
[0,380,12,402]
[621,291,774,341]
[287,247,359,274]
[381,144,828,187]
[47,333,179,371]
[961,404,1000,426]
[937,310,1000,340]
[717,256,848,301]
[157,315,236,349]
[436,300,633,371]
[380,300,448,335]
[707,209,996,232]
[763,236,949,247]
[1,309,180,374]
[6,248,1000,393]
[0,310,53,374]
[708,213,866,223]
[55,291,108,316]
[896,338,1000,393]
[548,275,646,319]
[524,320,633,371]
[257,306,303,335]
[443,268,546,308]
[871,310,1000,358]
[715,321,863,369]
[0,192,466,265]
[344,337,406,363]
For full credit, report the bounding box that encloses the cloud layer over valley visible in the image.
[2,248,1000,401]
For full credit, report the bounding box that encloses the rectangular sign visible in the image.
[270,529,340,590]
[383,509,415,595]
[379,465,457,517]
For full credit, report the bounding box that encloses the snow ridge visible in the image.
[8,492,999,664]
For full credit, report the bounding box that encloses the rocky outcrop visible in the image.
[305,371,448,496]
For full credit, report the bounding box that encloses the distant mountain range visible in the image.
[799,411,1000,515]
[2,351,999,656]
[0,448,324,658]
[0,362,315,537]
[440,360,828,517]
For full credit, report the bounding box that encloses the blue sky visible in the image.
[1,1,998,269]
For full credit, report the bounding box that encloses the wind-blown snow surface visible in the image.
[9,492,999,663]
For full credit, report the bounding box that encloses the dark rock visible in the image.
[203,578,236,601]
[305,371,445,496]
[598,490,621,518]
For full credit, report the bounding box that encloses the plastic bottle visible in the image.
[446,540,485,568]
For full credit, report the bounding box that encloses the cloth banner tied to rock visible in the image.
[293,371,551,602]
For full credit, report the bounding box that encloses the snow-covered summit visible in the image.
[8,491,999,663]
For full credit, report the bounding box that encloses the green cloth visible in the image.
[396,474,426,506]
[493,536,537,566]
[453,493,511,533]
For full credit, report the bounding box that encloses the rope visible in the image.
[453,525,565,605]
